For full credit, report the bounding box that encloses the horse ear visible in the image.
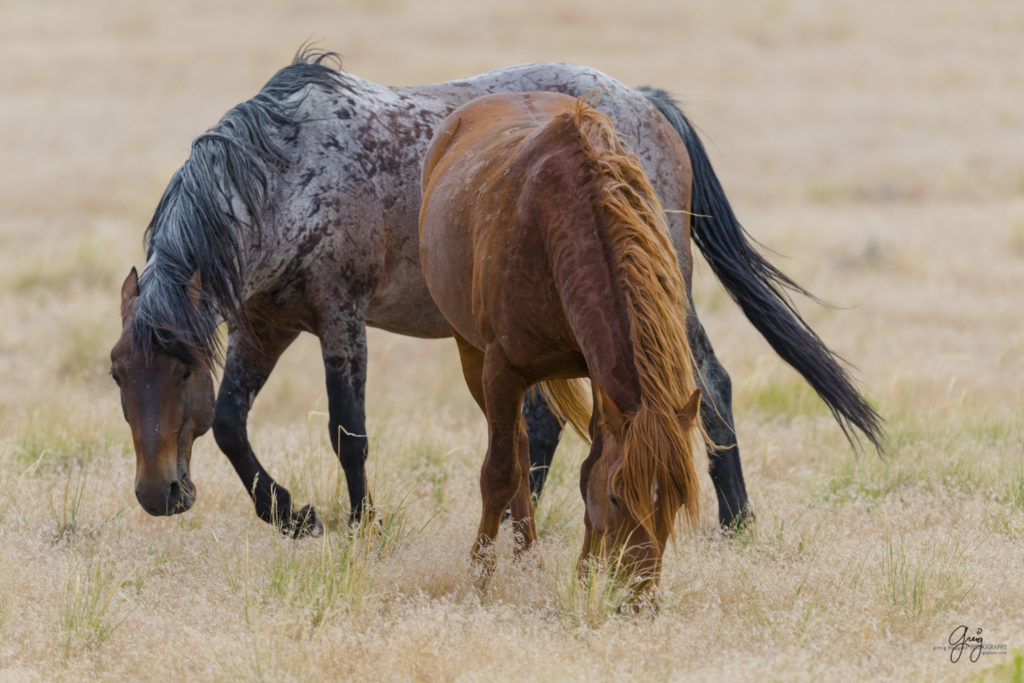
[121,267,139,315]
[677,388,702,428]
[185,270,202,308]
[598,385,625,435]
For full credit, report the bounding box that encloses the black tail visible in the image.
[638,87,884,452]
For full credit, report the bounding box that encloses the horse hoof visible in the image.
[470,542,498,589]
[616,596,659,618]
[512,545,544,570]
[347,503,376,527]
[286,505,323,538]
[720,506,755,536]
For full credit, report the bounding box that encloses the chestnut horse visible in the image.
[110,50,882,537]
[420,92,706,590]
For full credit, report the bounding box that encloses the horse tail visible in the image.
[637,87,885,452]
[539,379,593,445]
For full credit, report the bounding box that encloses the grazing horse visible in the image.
[109,50,882,536]
[419,92,704,590]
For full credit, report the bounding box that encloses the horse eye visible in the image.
[110,369,122,387]
[609,494,620,508]
[181,368,192,383]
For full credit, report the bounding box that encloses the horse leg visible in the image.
[687,311,753,529]
[507,416,538,555]
[213,326,321,537]
[521,386,564,502]
[454,336,533,576]
[320,315,372,525]
[576,439,602,579]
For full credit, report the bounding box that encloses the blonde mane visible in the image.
[550,98,704,540]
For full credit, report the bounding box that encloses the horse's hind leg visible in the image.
[320,314,373,525]
[214,325,321,537]
[687,311,753,529]
[522,387,564,502]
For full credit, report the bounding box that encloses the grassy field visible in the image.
[2,0,1023,679]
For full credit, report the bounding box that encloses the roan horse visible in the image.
[419,92,705,591]
[110,50,882,535]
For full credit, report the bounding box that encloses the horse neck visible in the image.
[138,146,281,363]
[546,112,696,418]
[545,190,643,413]
[586,121,695,415]
[547,173,702,535]
[572,108,702,534]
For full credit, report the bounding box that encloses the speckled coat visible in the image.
[124,52,878,534]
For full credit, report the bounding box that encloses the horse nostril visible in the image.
[167,479,182,506]
[180,472,196,498]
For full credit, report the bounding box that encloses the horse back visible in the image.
[420,92,623,378]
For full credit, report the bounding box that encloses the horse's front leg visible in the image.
[320,311,373,525]
[507,415,538,555]
[576,423,603,579]
[476,346,534,569]
[213,325,322,537]
[453,336,533,579]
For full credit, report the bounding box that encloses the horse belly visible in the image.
[365,257,450,338]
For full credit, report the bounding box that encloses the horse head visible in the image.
[581,386,702,593]
[110,268,215,517]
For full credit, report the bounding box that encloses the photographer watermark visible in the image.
[933,625,1008,663]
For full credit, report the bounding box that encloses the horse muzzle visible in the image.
[135,471,197,517]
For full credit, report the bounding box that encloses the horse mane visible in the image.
[132,48,347,365]
[573,99,704,539]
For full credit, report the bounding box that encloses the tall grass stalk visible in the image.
[50,466,88,545]
[57,558,126,661]
[880,535,977,619]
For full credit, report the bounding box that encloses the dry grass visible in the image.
[2,0,1024,679]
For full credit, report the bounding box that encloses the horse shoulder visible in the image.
[420,114,462,196]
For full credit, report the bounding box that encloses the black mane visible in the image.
[132,49,345,365]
